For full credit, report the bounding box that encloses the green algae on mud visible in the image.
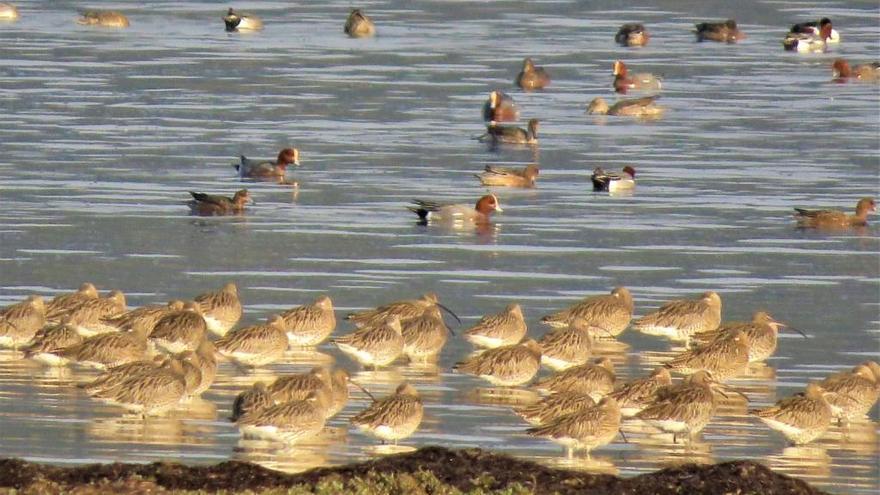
[0,446,828,495]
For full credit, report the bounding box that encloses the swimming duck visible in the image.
[694,19,744,43]
[482,91,519,123]
[235,148,300,179]
[224,8,263,32]
[591,166,636,193]
[0,3,19,21]
[794,197,875,229]
[790,18,839,43]
[408,194,503,224]
[783,22,832,53]
[475,164,540,188]
[615,23,649,47]
[77,11,129,28]
[832,59,879,82]
[612,60,661,94]
[344,9,375,38]
[516,58,551,90]
[479,119,539,145]
[587,96,663,118]
[187,189,253,216]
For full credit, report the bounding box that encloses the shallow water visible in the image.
[0,0,878,493]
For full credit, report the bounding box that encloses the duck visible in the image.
[235,148,300,179]
[790,18,839,43]
[587,96,663,118]
[0,3,19,21]
[794,197,876,229]
[612,61,661,94]
[615,23,649,47]
[515,58,551,90]
[187,189,253,216]
[76,11,129,28]
[344,9,375,38]
[694,20,744,43]
[591,166,635,193]
[475,164,539,188]
[783,22,832,53]
[479,119,539,145]
[832,59,880,82]
[408,194,503,225]
[482,91,519,123]
[224,8,263,32]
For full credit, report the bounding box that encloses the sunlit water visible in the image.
[0,1,878,493]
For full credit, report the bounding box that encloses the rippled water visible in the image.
[1,0,878,493]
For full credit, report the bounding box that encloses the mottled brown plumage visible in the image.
[215,315,288,367]
[750,382,832,445]
[0,295,46,348]
[194,282,242,337]
[346,293,440,328]
[664,329,750,381]
[45,283,98,320]
[65,290,127,337]
[230,382,273,422]
[534,357,616,400]
[538,319,594,371]
[634,291,722,345]
[60,324,151,370]
[820,364,879,422]
[91,359,187,416]
[402,306,449,362]
[280,295,336,346]
[515,391,596,426]
[102,300,185,336]
[515,58,551,90]
[540,287,633,337]
[22,319,84,366]
[794,197,875,229]
[693,312,798,362]
[80,356,165,396]
[267,367,334,414]
[237,393,326,443]
[351,383,424,444]
[608,367,673,417]
[463,303,527,349]
[454,339,542,387]
[526,397,622,459]
[334,316,405,368]
[636,370,718,443]
[186,339,217,397]
[149,302,207,354]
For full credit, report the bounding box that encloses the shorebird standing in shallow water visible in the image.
[534,357,616,401]
[90,358,188,417]
[819,363,880,424]
[607,367,673,417]
[693,312,805,363]
[194,282,242,337]
[101,300,185,336]
[463,303,527,349]
[635,370,722,444]
[236,392,326,444]
[230,382,273,422]
[526,397,623,459]
[540,287,634,338]
[58,323,152,369]
[63,291,126,337]
[664,330,751,381]
[401,306,451,362]
[454,339,542,387]
[346,293,459,329]
[633,291,722,346]
[514,391,597,426]
[334,316,405,369]
[149,302,207,354]
[215,315,289,368]
[45,283,98,320]
[537,318,595,371]
[0,295,46,349]
[267,367,334,413]
[351,383,424,445]
[22,318,84,366]
[750,382,833,445]
[279,295,336,347]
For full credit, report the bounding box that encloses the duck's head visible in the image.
[278,148,300,167]
[622,165,636,178]
[224,8,241,32]
[475,194,503,215]
[612,60,627,77]
[527,118,539,136]
[832,59,851,78]
[522,58,536,72]
[856,197,876,215]
[232,189,254,206]
[586,97,609,115]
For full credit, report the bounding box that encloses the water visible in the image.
[1,0,878,493]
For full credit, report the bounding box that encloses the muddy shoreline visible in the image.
[0,446,830,494]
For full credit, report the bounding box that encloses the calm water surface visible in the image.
[1,1,878,493]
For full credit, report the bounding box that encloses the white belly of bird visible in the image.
[287,330,324,347]
[337,344,395,366]
[152,339,189,355]
[758,417,820,444]
[0,336,20,348]
[645,418,690,434]
[74,323,117,338]
[465,334,506,349]
[541,354,583,371]
[240,424,315,444]
[480,372,531,387]
[203,316,228,337]
[636,324,686,341]
[31,352,70,367]
[222,350,278,367]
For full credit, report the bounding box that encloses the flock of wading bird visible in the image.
[1,283,879,458]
